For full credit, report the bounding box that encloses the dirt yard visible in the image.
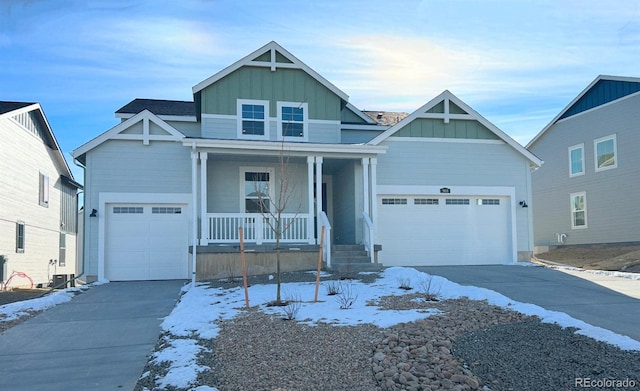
[0,289,49,306]
[536,245,640,273]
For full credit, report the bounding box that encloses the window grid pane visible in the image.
[596,139,615,168]
[446,199,470,205]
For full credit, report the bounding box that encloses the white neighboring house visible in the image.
[0,102,82,288]
[72,41,541,282]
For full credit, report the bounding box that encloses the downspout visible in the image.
[191,143,198,286]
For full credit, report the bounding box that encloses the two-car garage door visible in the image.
[378,195,512,266]
[105,204,189,281]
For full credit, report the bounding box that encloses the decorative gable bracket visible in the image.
[72,110,184,161]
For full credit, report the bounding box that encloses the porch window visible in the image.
[277,102,308,140]
[570,192,587,229]
[237,99,269,140]
[243,169,273,213]
[594,134,617,171]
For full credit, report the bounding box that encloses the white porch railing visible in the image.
[362,211,375,263]
[319,211,332,268]
[206,213,310,244]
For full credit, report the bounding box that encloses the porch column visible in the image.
[362,158,370,216]
[190,150,198,285]
[307,156,315,244]
[315,156,323,245]
[199,152,208,245]
[370,157,378,242]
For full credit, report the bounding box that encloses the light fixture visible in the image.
[519,201,528,208]
[90,208,98,217]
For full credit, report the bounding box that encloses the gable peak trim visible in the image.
[192,41,349,101]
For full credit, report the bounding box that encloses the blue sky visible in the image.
[2,0,640,181]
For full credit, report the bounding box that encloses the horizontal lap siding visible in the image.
[530,94,640,246]
[83,140,191,275]
[208,160,309,214]
[0,115,76,284]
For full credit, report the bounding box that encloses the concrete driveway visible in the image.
[414,264,640,343]
[0,280,185,391]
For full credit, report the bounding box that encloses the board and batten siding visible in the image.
[530,93,640,246]
[82,140,192,276]
[200,67,343,121]
[376,138,533,253]
[0,113,77,285]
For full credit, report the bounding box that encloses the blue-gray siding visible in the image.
[560,81,640,120]
[530,93,640,246]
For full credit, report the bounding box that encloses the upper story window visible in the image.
[39,173,49,207]
[594,134,617,172]
[568,144,584,177]
[237,99,269,140]
[277,102,308,141]
[570,191,587,229]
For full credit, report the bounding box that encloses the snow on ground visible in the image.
[154,266,640,390]
[0,285,91,321]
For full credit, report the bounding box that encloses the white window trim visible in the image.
[570,191,587,229]
[277,101,308,141]
[39,172,49,207]
[237,99,270,141]
[568,143,585,177]
[240,167,275,213]
[594,134,617,172]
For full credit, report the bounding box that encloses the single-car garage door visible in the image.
[105,204,189,280]
[378,195,512,266]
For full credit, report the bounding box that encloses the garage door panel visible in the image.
[106,204,188,281]
[378,195,511,266]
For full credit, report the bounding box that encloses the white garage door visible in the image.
[105,204,189,280]
[378,195,512,266]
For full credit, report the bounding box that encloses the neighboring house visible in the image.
[527,75,640,250]
[72,41,541,282]
[0,101,82,287]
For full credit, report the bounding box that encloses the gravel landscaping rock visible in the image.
[136,271,640,390]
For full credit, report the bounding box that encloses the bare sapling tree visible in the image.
[254,137,301,305]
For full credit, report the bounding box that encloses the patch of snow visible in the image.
[153,266,640,390]
[0,289,76,321]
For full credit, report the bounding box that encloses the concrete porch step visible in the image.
[331,255,372,263]
[330,261,384,274]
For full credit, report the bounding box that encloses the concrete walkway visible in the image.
[0,280,185,391]
[414,264,640,343]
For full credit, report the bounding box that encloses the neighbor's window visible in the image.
[568,144,584,177]
[16,221,25,253]
[277,102,307,140]
[39,173,49,207]
[243,169,273,213]
[59,233,66,267]
[594,135,617,171]
[570,192,587,229]
[237,99,269,139]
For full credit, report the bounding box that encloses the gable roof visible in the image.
[527,75,640,148]
[0,101,36,115]
[192,41,349,102]
[72,109,185,164]
[368,90,542,167]
[115,98,196,120]
[0,101,79,186]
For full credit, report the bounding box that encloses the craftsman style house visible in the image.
[0,102,81,287]
[527,75,640,250]
[72,42,541,282]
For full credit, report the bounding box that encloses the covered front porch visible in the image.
[186,139,385,279]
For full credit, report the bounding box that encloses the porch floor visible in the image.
[192,243,320,254]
